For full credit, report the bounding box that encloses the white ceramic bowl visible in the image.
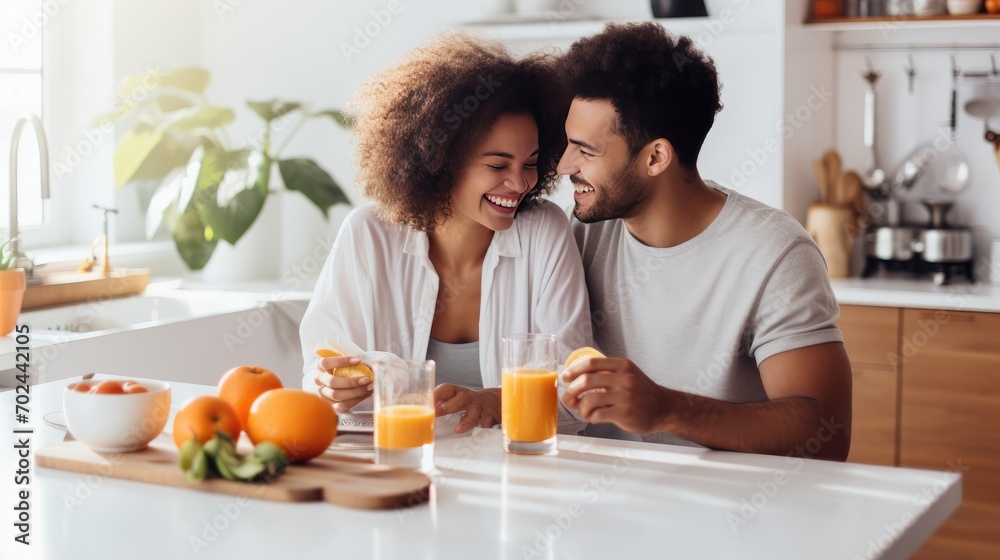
[946,0,983,15]
[63,379,171,452]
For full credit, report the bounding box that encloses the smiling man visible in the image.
[558,23,853,461]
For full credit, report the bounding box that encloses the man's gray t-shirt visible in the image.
[572,183,844,446]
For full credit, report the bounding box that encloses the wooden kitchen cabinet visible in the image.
[899,309,1000,559]
[838,305,900,369]
[838,305,900,466]
[848,367,898,466]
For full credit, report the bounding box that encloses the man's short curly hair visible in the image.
[560,22,723,169]
[349,34,567,232]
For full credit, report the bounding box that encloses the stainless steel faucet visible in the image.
[8,113,52,278]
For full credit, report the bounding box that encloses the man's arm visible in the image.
[562,341,853,461]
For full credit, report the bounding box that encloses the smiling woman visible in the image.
[349,33,566,233]
[299,33,594,435]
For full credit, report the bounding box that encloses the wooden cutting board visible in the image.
[37,437,431,510]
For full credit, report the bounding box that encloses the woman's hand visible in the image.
[313,355,374,413]
[434,385,501,434]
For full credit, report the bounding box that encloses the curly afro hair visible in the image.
[560,22,723,169]
[349,34,568,232]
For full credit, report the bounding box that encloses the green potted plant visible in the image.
[99,67,352,269]
[0,235,27,336]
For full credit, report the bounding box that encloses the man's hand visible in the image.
[313,355,373,413]
[434,385,501,434]
[562,343,853,460]
[561,357,672,435]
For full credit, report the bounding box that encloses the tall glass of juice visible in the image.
[501,333,558,455]
[374,359,435,472]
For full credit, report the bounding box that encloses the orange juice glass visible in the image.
[501,333,558,455]
[374,359,435,472]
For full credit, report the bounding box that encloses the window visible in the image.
[1,0,45,232]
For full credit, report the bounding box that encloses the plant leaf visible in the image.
[177,146,206,211]
[278,158,350,218]
[158,106,235,133]
[154,94,194,112]
[114,129,165,188]
[247,99,301,122]
[116,67,209,99]
[92,103,139,127]
[313,109,351,128]
[173,204,217,270]
[191,148,269,245]
[129,134,214,184]
[91,92,192,128]
[0,236,11,269]
[116,68,166,98]
[160,67,211,95]
[145,168,183,239]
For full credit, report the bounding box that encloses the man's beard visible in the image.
[572,162,645,224]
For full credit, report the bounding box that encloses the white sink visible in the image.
[18,292,264,336]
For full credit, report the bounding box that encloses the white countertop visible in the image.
[2,378,961,560]
[831,277,1000,313]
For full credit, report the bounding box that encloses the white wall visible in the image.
[781,0,836,224]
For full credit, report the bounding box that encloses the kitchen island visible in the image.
[2,378,960,559]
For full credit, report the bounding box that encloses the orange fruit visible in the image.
[172,396,242,450]
[565,347,606,370]
[92,380,125,394]
[71,382,94,393]
[124,384,148,394]
[218,366,284,431]
[247,389,336,462]
[316,348,374,380]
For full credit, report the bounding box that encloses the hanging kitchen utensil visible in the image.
[862,59,886,190]
[891,143,937,195]
[939,57,972,194]
[905,54,916,95]
[964,71,1000,173]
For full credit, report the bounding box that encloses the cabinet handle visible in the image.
[918,311,974,322]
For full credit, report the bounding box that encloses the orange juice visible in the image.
[376,404,435,449]
[502,368,558,443]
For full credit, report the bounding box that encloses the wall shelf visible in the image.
[803,13,1000,31]
[459,16,775,42]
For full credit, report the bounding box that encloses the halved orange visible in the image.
[315,348,374,380]
[565,346,606,370]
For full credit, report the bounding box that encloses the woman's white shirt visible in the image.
[299,199,593,428]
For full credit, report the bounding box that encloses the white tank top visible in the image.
[425,338,483,389]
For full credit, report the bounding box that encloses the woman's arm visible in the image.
[298,209,378,410]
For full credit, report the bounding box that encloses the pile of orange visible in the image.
[218,366,284,430]
[172,365,337,462]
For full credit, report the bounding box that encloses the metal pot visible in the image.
[867,226,917,261]
[913,228,974,263]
